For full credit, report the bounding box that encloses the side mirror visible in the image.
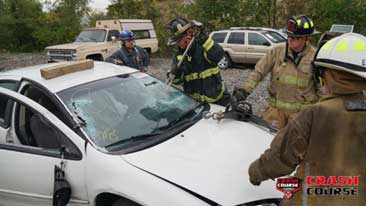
[53,146,71,206]
[263,42,271,46]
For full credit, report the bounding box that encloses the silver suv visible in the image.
[210,27,286,68]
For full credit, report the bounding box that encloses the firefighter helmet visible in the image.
[166,17,193,46]
[314,32,366,79]
[285,15,320,37]
[119,29,134,41]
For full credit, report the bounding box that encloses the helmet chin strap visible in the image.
[284,38,307,63]
[284,41,289,62]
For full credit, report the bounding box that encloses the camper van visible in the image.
[45,19,158,62]
[96,19,159,54]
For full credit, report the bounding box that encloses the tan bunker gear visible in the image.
[249,32,366,206]
[244,42,318,129]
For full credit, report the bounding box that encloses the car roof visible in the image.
[0,61,136,93]
[212,27,280,32]
[211,27,287,39]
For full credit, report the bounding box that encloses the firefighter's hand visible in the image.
[142,66,148,72]
[166,70,176,83]
[195,31,208,45]
[113,59,124,65]
[248,160,263,186]
[233,87,249,102]
[250,176,262,186]
[166,70,172,79]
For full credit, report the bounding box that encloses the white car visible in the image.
[0,60,281,206]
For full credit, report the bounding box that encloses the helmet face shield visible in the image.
[285,15,319,37]
[287,19,297,34]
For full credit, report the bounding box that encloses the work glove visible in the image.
[233,87,249,102]
[230,87,249,110]
[195,30,208,45]
[248,160,263,186]
[166,70,172,80]
[113,59,124,66]
[190,20,207,45]
[141,66,148,73]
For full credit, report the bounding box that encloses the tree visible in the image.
[305,0,366,35]
[190,0,242,31]
[32,0,90,50]
[0,0,43,51]
[107,0,158,20]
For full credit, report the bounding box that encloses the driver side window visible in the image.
[2,86,82,159]
[11,99,81,159]
[107,30,120,41]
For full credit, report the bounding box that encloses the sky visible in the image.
[89,0,111,10]
[41,0,112,11]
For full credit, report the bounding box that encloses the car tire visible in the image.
[218,53,232,70]
[112,198,140,206]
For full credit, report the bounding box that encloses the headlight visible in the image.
[71,50,77,57]
[46,51,50,56]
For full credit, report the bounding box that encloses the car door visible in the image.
[226,32,246,64]
[246,32,272,64]
[0,79,19,144]
[0,88,88,206]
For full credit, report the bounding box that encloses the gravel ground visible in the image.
[0,54,270,115]
[148,58,270,116]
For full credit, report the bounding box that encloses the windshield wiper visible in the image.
[105,132,163,149]
[71,102,87,127]
[154,101,208,132]
[173,101,207,123]
[89,37,98,42]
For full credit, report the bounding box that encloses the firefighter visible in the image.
[237,15,320,129]
[106,29,150,72]
[166,17,230,106]
[248,33,366,205]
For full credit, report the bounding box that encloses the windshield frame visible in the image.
[57,73,210,154]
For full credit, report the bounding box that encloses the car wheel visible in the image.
[112,198,140,206]
[218,53,232,70]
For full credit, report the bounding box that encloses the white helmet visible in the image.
[314,32,366,79]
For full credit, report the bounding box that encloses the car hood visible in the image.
[123,105,281,206]
[45,42,101,50]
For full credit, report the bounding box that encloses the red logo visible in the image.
[287,21,296,33]
[305,176,359,196]
[276,177,302,199]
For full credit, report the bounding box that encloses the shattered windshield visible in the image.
[58,73,200,150]
[75,29,106,42]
